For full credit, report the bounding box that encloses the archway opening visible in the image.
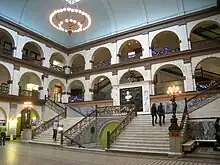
[68,80,84,102]
[120,70,144,84]
[153,65,184,95]
[98,121,119,149]
[190,21,220,49]
[92,76,112,101]
[195,57,220,91]
[22,42,44,66]
[0,64,11,94]
[0,107,7,122]
[16,108,40,136]
[0,28,15,56]
[49,53,65,72]
[19,72,41,97]
[119,40,142,62]
[151,31,180,56]
[48,79,64,103]
[92,47,111,68]
[71,54,85,73]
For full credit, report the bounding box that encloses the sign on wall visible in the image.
[120,86,143,112]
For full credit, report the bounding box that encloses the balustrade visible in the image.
[93,59,111,68]
[191,40,219,50]
[0,85,9,94]
[19,89,39,98]
[152,47,180,56]
[50,63,65,72]
[0,45,14,56]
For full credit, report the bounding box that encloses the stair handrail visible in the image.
[32,111,66,138]
[106,104,136,149]
[97,105,135,116]
[62,110,97,146]
[195,68,220,78]
[179,80,220,130]
[46,98,66,115]
[69,106,86,117]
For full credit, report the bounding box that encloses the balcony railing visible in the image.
[191,40,219,50]
[70,66,85,74]
[119,53,142,63]
[0,45,14,56]
[152,47,180,56]
[0,85,9,94]
[92,59,111,68]
[50,63,65,72]
[19,89,39,98]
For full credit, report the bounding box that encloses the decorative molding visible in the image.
[112,70,118,76]
[183,57,191,64]
[43,73,49,78]
[13,64,20,70]
[85,74,90,80]
[144,64,151,70]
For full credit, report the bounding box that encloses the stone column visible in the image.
[84,51,92,70]
[38,87,44,100]
[11,66,20,96]
[169,132,184,157]
[142,81,151,114]
[140,34,150,59]
[84,79,93,101]
[179,25,190,51]
[64,66,70,74]
[183,61,195,92]
[61,92,70,103]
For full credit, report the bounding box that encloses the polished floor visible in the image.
[0,142,220,165]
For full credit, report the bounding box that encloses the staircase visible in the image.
[31,117,83,145]
[109,113,182,154]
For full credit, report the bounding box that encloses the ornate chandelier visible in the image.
[49,0,91,35]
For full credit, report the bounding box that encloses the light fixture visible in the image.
[167,85,181,96]
[49,0,91,35]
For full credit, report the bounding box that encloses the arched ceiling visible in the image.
[0,0,216,48]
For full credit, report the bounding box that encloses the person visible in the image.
[151,103,157,126]
[52,120,59,141]
[157,103,165,126]
[0,123,7,145]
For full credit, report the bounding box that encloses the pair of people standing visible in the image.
[151,103,165,126]
[0,123,6,145]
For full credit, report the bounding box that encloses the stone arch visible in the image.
[92,47,111,68]
[68,80,85,102]
[92,75,112,101]
[22,41,44,66]
[120,70,144,84]
[151,31,180,56]
[153,64,184,95]
[0,107,7,121]
[49,52,66,72]
[0,63,11,94]
[48,79,65,102]
[98,120,120,149]
[189,20,220,50]
[194,57,220,91]
[119,39,143,62]
[0,28,15,56]
[70,54,86,73]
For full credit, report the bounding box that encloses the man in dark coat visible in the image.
[157,103,165,126]
[151,103,157,126]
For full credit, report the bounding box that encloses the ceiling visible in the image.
[0,0,217,48]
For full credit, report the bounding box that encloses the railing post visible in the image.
[60,130,64,145]
[64,107,67,118]
[107,131,110,149]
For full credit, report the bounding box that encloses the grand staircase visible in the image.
[31,117,83,145]
[109,113,182,154]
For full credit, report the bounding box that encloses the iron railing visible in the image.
[19,89,39,98]
[152,47,180,56]
[106,104,136,149]
[0,85,9,94]
[46,98,67,114]
[0,45,14,56]
[191,40,219,50]
[50,63,65,72]
[70,66,85,74]
[92,59,111,68]
[119,53,141,63]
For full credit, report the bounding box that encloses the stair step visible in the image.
[108,148,169,155]
[117,137,169,141]
[116,139,169,144]
[111,145,169,152]
[113,142,169,148]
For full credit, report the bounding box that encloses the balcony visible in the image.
[92,59,111,68]
[119,53,142,63]
[70,66,85,74]
[152,47,180,56]
[19,89,39,99]
[50,63,65,72]
[0,45,14,56]
[0,84,9,94]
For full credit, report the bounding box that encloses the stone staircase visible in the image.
[31,117,83,145]
[109,113,182,154]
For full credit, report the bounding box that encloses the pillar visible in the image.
[183,62,195,92]
[142,81,151,114]
[11,67,20,96]
[179,25,190,51]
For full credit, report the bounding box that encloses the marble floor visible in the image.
[0,142,220,165]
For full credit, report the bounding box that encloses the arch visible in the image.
[0,28,15,56]
[119,39,143,62]
[92,76,112,101]
[194,57,220,91]
[68,80,85,102]
[48,79,65,103]
[0,63,11,86]
[98,121,120,149]
[190,20,220,49]
[153,64,184,95]
[92,47,111,68]
[120,70,144,84]
[22,42,44,66]
[0,107,7,121]
[19,72,41,89]
[70,54,86,73]
[50,52,66,66]
[151,31,180,56]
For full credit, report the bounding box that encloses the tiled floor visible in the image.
[0,142,220,165]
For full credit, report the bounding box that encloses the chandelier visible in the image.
[49,0,91,35]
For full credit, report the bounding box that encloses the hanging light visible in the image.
[49,0,91,35]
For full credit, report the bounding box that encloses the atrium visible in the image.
[0,0,220,164]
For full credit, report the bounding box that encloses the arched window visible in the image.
[151,31,180,56]
[120,70,144,84]
[153,65,184,95]
[68,80,84,102]
[119,40,142,63]
[92,76,112,101]
[22,42,44,66]
[49,53,66,72]
[70,54,85,74]
[19,72,41,98]
[195,57,220,91]
[190,21,220,50]
[48,79,65,103]
[0,28,15,56]
[92,47,111,68]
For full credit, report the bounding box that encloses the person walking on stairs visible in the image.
[52,120,59,141]
[0,123,7,145]
[151,103,157,126]
[157,103,165,126]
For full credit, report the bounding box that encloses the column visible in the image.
[179,25,190,51]
[11,67,20,96]
[61,92,70,103]
[183,62,195,92]
[84,79,92,101]
[84,51,92,70]
[140,34,150,59]
[42,46,51,68]
[142,81,151,114]
[110,42,117,65]
[38,87,45,100]
[64,66,71,74]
